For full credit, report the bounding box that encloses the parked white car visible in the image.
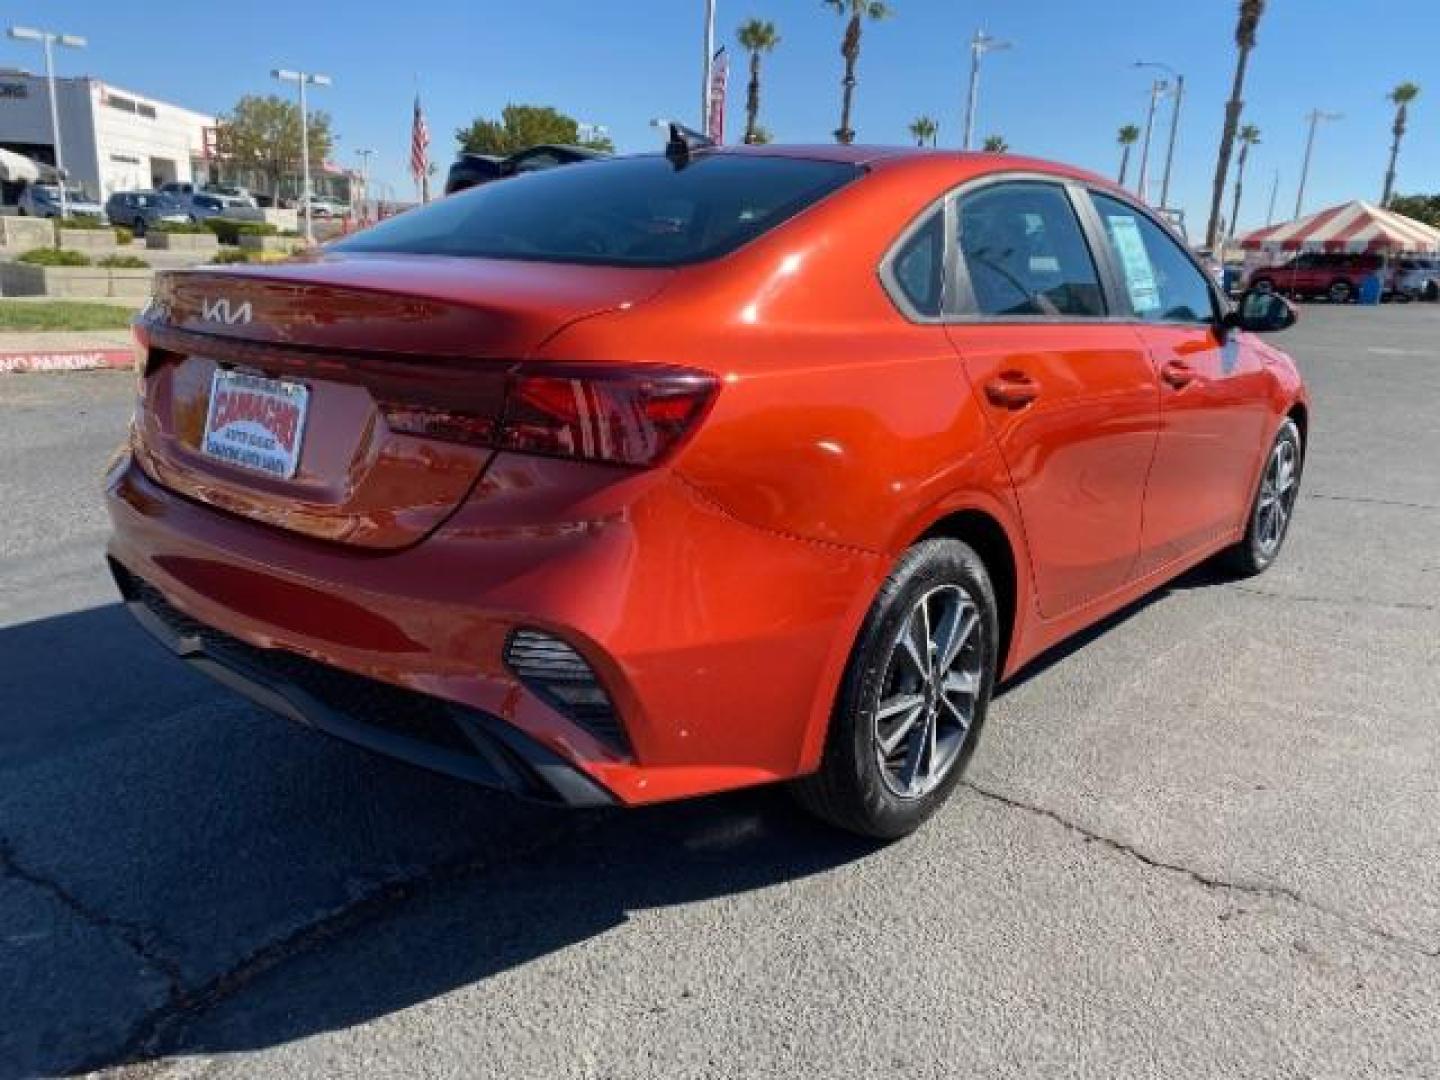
[179,192,254,222]
[304,195,351,218]
[1393,257,1439,301]
[17,183,108,222]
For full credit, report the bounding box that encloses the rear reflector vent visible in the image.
[504,630,629,753]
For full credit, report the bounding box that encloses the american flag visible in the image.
[410,94,430,195]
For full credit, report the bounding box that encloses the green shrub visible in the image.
[98,254,149,268]
[153,220,210,234]
[114,226,134,245]
[208,248,254,264]
[18,247,92,266]
[204,218,278,244]
[56,215,105,231]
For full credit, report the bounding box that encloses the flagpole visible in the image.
[701,0,716,131]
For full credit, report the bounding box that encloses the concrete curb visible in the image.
[0,348,132,373]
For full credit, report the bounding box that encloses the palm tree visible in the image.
[908,115,938,147]
[824,0,892,144]
[737,19,781,146]
[1205,0,1267,248]
[1381,82,1420,206]
[982,134,1008,153]
[1228,124,1261,240]
[1116,124,1140,186]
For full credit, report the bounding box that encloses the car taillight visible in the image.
[377,363,716,469]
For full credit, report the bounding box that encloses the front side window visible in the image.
[1091,193,1215,324]
[954,182,1105,318]
[334,154,860,267]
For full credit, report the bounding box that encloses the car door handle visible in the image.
[1160,360,1198,389]
[984,372,1039,409]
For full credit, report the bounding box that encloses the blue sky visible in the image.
[12,1,1438,233]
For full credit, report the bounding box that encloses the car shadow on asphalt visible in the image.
[2,563,1217,1076]
[0,603,883,1078]
[996,562,1219,695]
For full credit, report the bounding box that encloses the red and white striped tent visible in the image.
[1238,200,1440,254]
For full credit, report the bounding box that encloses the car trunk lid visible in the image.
[132,255,673,550]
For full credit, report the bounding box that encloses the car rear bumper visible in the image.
[112,561,615,806]
[104,450,883,806]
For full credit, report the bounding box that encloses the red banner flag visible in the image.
[707,47,728,144]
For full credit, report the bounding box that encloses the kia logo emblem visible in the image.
[200,298,253,325]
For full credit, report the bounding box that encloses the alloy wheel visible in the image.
[1256,437,1299,555]
[873,584,983,799]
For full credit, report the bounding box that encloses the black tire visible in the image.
[791,537,998,839]
[1221,418,1303,577]
[1328,279,1354,303]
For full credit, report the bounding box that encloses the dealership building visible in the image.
[0,70,214,201]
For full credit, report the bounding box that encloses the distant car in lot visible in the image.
[1393,256,1439,301]
[159,182,257,209]
[444,144,609,195]
[18,183,108,222]
[104,191,190,237]
[111,146,1309,839]
[178,192,253,222]
[303,195,350,218]
[1245,252,1387,303]
[205,184,256,202]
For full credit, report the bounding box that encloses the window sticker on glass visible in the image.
[1105,214,1161,314]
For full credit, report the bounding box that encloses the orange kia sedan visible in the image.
[106,146,1308,838]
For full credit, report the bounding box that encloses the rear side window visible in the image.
[889,210,944,318]
[955,182,1105,318]
[334,154,860,267]
[1092,193,1215,324]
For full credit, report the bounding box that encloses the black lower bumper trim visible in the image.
[111,560,615,809]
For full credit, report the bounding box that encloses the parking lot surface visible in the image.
[1,305,1437,1079]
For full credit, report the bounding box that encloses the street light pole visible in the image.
[1266,168,1280,226]
[354,148,375,221]
[701,0,716,132]
[1136,78,1169,204]
[8,26,86,222]
[272,68,332,244]
[1135,61,1183,209]
[1294,109,1341,219]
[962,30,1011,151]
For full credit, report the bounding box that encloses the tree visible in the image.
[456,104,615,156]
[214,94,333,202]
[1387,193,1440,229]
[908,115,938,147]
[982,134,1008,153]
[1116,124,1140,186]
[1381,82,1421,206]
[1205,0,1267,249]
[737,19,781,146]
[1228,124,1261,240]
[823,0,891,145]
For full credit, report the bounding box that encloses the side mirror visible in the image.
[1225,289,1298,334]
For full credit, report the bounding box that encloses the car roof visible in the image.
[675,143,1112,187]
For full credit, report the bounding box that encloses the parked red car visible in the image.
[107,147,1308,838]
[1245,251,1386,302]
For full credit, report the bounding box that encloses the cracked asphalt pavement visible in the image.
[2,305,1437,1078]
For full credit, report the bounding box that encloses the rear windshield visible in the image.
[333,154,860,267]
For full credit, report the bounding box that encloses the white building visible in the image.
[0,70,214,201]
